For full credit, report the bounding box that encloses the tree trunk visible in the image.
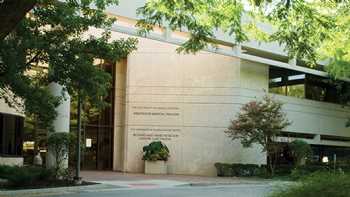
[267,153,275,176]
[0,0,37,40]
[266,142,275,177]
[33,115,38,154]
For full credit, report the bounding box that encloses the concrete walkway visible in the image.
[0,171,290,197]
[81,171,282,188]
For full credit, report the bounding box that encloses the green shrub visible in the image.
[214,163,235,177]
[289,140,313,167]
[142,141,170,161]
[270,172,350,197]
[0,165,15,176]
[232,164,263,177]
[0,165,54,187]
[214,163,267,177]
[274,164,293,176]
[290,165,330,180]
[337,165,350,173]
[47,132,74,177]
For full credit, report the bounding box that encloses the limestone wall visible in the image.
[0,156,23,166]
[239,60,350,146]
[113,59,128,171]
[107,30,350,176]
[122,37,266,176]
[0,99,23,117]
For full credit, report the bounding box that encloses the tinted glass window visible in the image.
[269,67,345,104]
[0,113,24,156]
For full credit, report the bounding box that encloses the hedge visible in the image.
[0,165,55,188]
[214,163,267,177]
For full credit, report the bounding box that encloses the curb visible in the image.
[179,180,294,187]
[0,183,125,197]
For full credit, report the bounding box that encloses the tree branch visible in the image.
[26,51,42,67]
[0,0,37,40]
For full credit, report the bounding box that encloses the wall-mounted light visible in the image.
[86,138,92,148]
[322,156,329,163]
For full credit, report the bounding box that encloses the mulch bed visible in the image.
[0,180,97,190]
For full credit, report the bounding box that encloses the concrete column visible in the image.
[233,44,242,56]
[289,57,297,66]
[113,60,127,171]
[46,82,71,169]
[163,27,171,40]
[162,19,172,41]
[314,134,321,142]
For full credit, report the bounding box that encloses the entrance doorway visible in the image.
[83,124,113,170]
[81,62,115,170]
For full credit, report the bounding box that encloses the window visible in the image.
[0,113,24,156]
[311,145,350,163]
[269,67,344,104]
[269,67,305,98]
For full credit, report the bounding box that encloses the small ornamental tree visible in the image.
[289,139,313,167]
[225,95,291,176]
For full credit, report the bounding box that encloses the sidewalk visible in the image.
[0,171,289,197]
[81,170,278,187]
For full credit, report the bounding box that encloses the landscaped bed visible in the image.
[270,172,350,197]
[0,165,95,190]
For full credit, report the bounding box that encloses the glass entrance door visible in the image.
[81,62,115,170]
[83,125,113,170]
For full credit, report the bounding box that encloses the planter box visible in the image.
[145,160,167,174]
[0,156,23,166]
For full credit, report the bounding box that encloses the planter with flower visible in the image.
[142,141,170,174]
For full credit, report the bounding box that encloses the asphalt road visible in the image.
[51,184,275,197]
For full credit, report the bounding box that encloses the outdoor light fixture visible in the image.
[86,138,92,148]
[23,141,34,150]
[322,156,329,163]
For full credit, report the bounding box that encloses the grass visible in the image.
[269,172,350,197]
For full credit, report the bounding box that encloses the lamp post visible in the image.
[333,154,337,173]
[74,92,82,184]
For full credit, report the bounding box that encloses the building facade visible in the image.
[75,1,350,176]
[1,1,350,176]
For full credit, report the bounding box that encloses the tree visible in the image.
[137,0,336,61]
[138,0,350,120]
[1,0,137,183]
[0,0,137,129]
[225,95,291,176]
[318,4,350,106]
[288,139,313,167]
[0,0,37,40]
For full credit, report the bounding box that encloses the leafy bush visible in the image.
[0,165,54,187]
[47,132,74,176]
[215,163,236,177]
[270,172,350,197]
[290,165,330,180]
[214,163,267,177]
[225,95,291,176]
[274,164,293,176]
[142,141,170,161]
[289,140,313,167]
